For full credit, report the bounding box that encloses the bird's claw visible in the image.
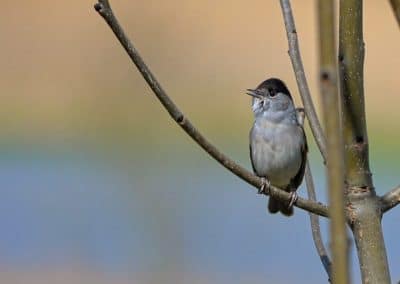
[288,192,298,209]
[258,177,270,195]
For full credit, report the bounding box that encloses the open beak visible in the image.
[246,89,263,100]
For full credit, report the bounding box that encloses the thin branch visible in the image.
[317,1,349,283]
[279,0,327,162]
[93,0,329,217]
[389,0,400,27]
[381,185,400,213]
[305,161,332,281]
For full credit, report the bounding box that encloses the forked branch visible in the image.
[93,0,329,217]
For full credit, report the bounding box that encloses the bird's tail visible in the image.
[268,197,293,216]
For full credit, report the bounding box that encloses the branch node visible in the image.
[94,3,103,12]
[355,135,364,144]
[320,71,330,81]
[347,185,371,196]
[176,114,184,124]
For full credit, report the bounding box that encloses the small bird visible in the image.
[247,78,307,216]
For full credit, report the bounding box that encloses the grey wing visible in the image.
[289,126,308,190]
[249,126,259,175]
[249,141,257,174]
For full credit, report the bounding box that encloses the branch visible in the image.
[389,0,400,27]
[381,185,400,213]
[279,0,327,162]
[317,1,349,283]
[339,0,391,283]
[305,161,332,281]
[93,0,329,217]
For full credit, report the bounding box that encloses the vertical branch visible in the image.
[389,0,400,27]
[279,0,327,162]
[305,161,332,281]
[339,0,391,283]
[339,1,371,189]
[317,1,348,283]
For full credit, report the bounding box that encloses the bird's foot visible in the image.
[258,177,270,195]
[288,192,298,209]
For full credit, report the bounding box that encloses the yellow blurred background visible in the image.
[1,1,399,283]
[1,1,399,147]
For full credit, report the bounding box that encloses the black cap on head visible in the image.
[256,78,292,99]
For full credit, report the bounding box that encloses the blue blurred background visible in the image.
[1,1,399,283]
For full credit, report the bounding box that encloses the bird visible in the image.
[247,78,307,216]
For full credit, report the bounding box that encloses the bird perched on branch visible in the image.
[247,78,307,216]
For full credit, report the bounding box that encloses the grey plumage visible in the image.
[248,78,307,216]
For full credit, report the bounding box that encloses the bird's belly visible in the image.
[250,123,303,188]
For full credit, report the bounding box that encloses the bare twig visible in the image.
[317,1,349,283]
[381,185,400,213]
[93,0,329,217]
[305,161,332,281]
[279,0,327,162]
[389,0,400,27]
[339,0,391,283]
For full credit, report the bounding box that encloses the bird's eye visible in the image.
[268,88,276,97]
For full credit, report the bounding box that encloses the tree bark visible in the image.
[339,0,391,283]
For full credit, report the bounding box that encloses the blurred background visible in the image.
[1,0,399,283]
